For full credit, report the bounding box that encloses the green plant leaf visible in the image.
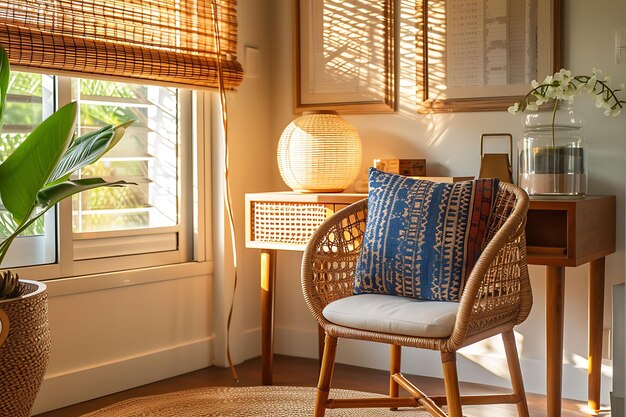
[48,120,134,186]
[0,102,77,224]
[47,124,114,184]
[65,124,110,150]
[0,46,9,132]
[36,178,135,209]
[70,120,133,149]
[105,120,134,153]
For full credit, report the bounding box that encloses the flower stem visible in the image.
[551,99,558,147]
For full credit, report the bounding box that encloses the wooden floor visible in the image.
[36,355,604,417]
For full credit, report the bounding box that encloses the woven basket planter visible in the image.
[0,280,51,417]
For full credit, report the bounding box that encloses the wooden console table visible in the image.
[246,192,616,416]
[245,192,365,385]
[526,196,615,417]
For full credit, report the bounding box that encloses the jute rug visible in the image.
[82,386,435,416]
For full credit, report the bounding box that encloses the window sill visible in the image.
[42,261,213,297]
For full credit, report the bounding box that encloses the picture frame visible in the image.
[295,0,397,114]
[416,0,562,113]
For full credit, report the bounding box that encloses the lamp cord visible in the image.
[210,0,239,383]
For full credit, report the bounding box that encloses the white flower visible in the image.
[510,67,623,124]
[526,102,539,111]
[541,75,554,86]
[554,69,572,84]
[555,85,571,100]
[508,103,520,114]
[592,67,602,79]
[545,86,558,100]
[561,80,577,96]
[605,107,621,117]
[585,74,598,93]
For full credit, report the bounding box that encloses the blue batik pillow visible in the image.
[353,168,499,302]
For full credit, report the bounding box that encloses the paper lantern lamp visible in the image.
[277,111,362,192]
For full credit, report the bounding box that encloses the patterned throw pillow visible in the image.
[353,168,499,302]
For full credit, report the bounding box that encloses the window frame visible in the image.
[0,71,57,269]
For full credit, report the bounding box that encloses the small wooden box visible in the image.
[374,159,426,176]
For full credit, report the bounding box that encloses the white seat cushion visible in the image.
[322,294,459,338]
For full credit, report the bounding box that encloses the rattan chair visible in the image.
[301,182,531,417]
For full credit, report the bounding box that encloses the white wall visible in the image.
[228,0,626,405]
[211,0,276,368]
[33,269,213,414]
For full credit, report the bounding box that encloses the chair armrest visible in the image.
[301,198,368,326]
[448,183,532,350]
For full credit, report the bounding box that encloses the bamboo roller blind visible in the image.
[0,0,243,90]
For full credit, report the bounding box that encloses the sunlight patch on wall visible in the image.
[571,353,613,379]
[397,0,455,149]
[301,0,387,104]
[458,331,525,380]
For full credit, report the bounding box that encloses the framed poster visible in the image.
[417,0,562,113]
[295,0,396,114]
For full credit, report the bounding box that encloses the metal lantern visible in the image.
[277,111,362,192]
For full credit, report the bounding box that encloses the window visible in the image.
[0,0,238,277]
[72,80,180,233]
[0,71,199,275]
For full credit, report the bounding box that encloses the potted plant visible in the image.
[509,68,624,196]
[0,46,133,416]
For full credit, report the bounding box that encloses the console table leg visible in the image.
[588,257,605,413]
[261,249,276,385]
[546,265,565,417]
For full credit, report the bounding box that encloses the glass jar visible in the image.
[518,102,587,196]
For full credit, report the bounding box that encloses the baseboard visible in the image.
[32,337,214,415]
[274,325,613,405]
[611,392,624,417]
[235,327,263,364]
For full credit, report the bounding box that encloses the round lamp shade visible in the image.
[277,111,362,192]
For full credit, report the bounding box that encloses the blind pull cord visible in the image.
[210,0,239,383]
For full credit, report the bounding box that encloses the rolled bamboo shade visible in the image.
[0,0,243,90]
[278,111,362,193]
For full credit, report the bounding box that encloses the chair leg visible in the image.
[502,330,530,417]
[389,344,401,410]
[314,334,338,417]
[441,351,463,417]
